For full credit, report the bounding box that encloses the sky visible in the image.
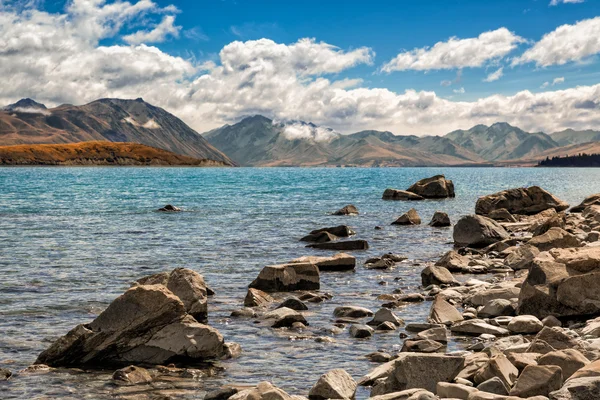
[1,0,599,135]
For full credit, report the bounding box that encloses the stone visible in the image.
[453,215,510,248]
[307,240,369,251]
[435,250,471,273]
[365,258,396,270]
[543,316,562,328]
[244,288,274,307]
[474,354,519,388]
[549,376,600,400]
[476,377,509,395]
[568,359,600,381]
[527,228,582,251]
[377,322,398,331]
[308,369,357,399]
[429,296,464,325]
[429,211,451,227]
[231,307,257,318]
[1,368,12,381]
[506,352,541,371]
[382,189,424,201]
[437,382,478,399]
[468,286,521,307]
[475,186,569,217]
[370,389,436,400]
[334,306,374,319]
[368,308,404,327]
[531,212,566,237]
[36,283,229,367]
[530,327,580,352]
[333,205,359,216]
[392,209,422,225]
[249,262,320,292]
[407,175,455,199]
[310,225,356,237]
[416,326,448,343]
[291,253,356,272]
[205,387,240,400]
[349,324,374,338]
[277,297,308,311]
[264,307,308,328]
[478,299,515,318]
[157,204,181,212]
[510,365,563,398]
[508,315,544,334]
[504,245,540,270]
[539,349,590,380]
[450,320,510,336]
[229,382,293,400]
[488,208,517,222]
[582,317,600,337]
[556,272,600,316]
[301,231,338,243]
[571,193,600,213]
[421,266,458,287]
[401,339,444,353]
[367,352,393,363]
[112,365,153,385]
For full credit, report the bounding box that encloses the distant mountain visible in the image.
[445,122,559,161]
[551,129,600,146]
[0,98,233,165]
[203,116,485,166]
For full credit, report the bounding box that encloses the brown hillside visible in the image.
[0,142,231,166]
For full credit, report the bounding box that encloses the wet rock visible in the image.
[249,262,320,292]
[571,193,600,213]
[334,306,374,319]
[299,292,333,303]
[429,211,451,227]
[476,377,510,395]
[264,307,308,328]
[291,253,356,272]
[231,307,257,318]
[377,322,397,331]
[277,297,309,311]
[507,315,544,334]
[301,231,338,243]
[453,215,510,248]
[310,225,356,237]
[112,365,153,385]
[538,349,590,380]
[401,339,444,353]
[450,320,510,336]
[510,365,563,398]
[0,368,11,381]
[307,240,369,251]
[475,186,569,217]
[333,205,359,216]
[421,266,458,287]
[229,381,294,400]
[36,282,229,367]
[205,387,239,400]
[367,308,404,327]
[382,189,424,201]
[349,324,374,338]
[392,209,422,225]
[224,342,242,359]
[308,368,357,400]
[244,288,274,307]
[365,258,396,270]
[157,204,181,212]
[478,299,515,318]
[406,175,455,199]
[527,227,582,251]
[549,376,600,400]
[367,352,393,363]
[429,296,464,325]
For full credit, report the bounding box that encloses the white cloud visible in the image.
[513,17,600,67]
[483,67,504,82]
[553,77,565,85]
[123,15,180,44]
[549,0,585,6]
[1,2,599,138]
[280,122,339,143]
[541,81,550,89]
[382,28,524,72]
[453,87,465,94]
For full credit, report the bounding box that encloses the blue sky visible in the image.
[1,0,599,135]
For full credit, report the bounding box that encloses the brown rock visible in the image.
[249,262,320,292]
[475,186,569,216]
[382,189,424,201]
[453,215,510,247]
[429,211,451,227]
[406,175,455,199]
[510,365,563,397]
[333,205,359,216]
[244,288,274,307]
[392,208,422,225]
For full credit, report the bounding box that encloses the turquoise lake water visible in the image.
[1,167,600,399]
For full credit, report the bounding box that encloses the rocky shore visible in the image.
[4,174,600,400]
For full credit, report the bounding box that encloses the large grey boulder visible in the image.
[406,175,455,199]
[249,262,320,292]
[475,186,569,216]
[308,369,357,400]
[453,215,510,247]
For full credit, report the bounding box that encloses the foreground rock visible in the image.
[453,215,510,247]
[36,270,233,367]
[249,263,320,292]
[428,296,464,325]
[549,376,600,399]
[407,175,455,199]
[571,193,600,212]
[510,365,563,397]
[333,205,359,215]
[475,186,569,217]
[244,288,274,307]
[392,209,422,225]
[309,369,357,399]
[429,211,451,227]
[112,365,153,385]
[382,189,424,201]
[290,253,356,272]
[229,382,294,400]
[421,266,458,287]
[307,240,369,251]
[264,307,308,328]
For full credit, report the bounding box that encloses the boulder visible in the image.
[478,299,515,318]
[334,306,374,319]
[415,326,448,343]
[450,320,510,336]
[308,369,357,399]
[228,382,293,400]
[571,193,600,213]
[429,296,464,325]
[531,212,566,237]
[527,228,582,251]
[368,308,404,327]
[392,209,422,225]
[474,354,519,388]
[435,250,471,273]
[568,359,600,381]
[290,253,356,272]
[507,315,544,334]
[401,339,444,353]
[453,215,510,248]
[277,297,308,311]
[249,262,320,292]
[488,208,517,222]
[307,240,369,251]
[406,175,455,199]
[421,266,458,287]
[437,382,478,399]
[112,365,153,385]
[333,205,359,216]
[504,245,540,270]
[475,186,569,217]
[467,286,521,307]
[476,377,509,395]
[370,389,436,400]
[264,307,308,328]
[310,225,356,237]
[36,283,229,367]
[510,365,563,398]
[301,231,338,243]
[429,211,451,227]
[350,324,374,338]
[244,288,274,307]
[157,204,181,212]
[549,376,600,400]
[1,368,11,381]
[538,349,590,380]
[383,189,424,201]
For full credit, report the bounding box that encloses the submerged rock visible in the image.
[290,253,356,272]
[453,215,510,247]
[307,240,369,251]
[406,175,455,199]
[349,324,374,338]
[0,368,11,381]
[334,306,374,319]
[429,211,451,227]
[475,186,569,217]
[392,208,422,225]
[249,262,320,292]
[382,189,424,201]
[310,225,356,237]
[157,204,181,212]
[333,204,359,216]
[244,288,274,307]
[112,365,153,385]
[301,231,338,243]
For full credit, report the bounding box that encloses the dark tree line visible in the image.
[538,153,600,167]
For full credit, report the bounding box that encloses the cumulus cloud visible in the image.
[513,17,600,67]
[382,28,524,72]
[1,2,599,137]
[453,87,465,94]
[541,77,566,89]
[280,122,339,143]
[484,67,504,82]
[123,15,181,44]
[549,0,584,5]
